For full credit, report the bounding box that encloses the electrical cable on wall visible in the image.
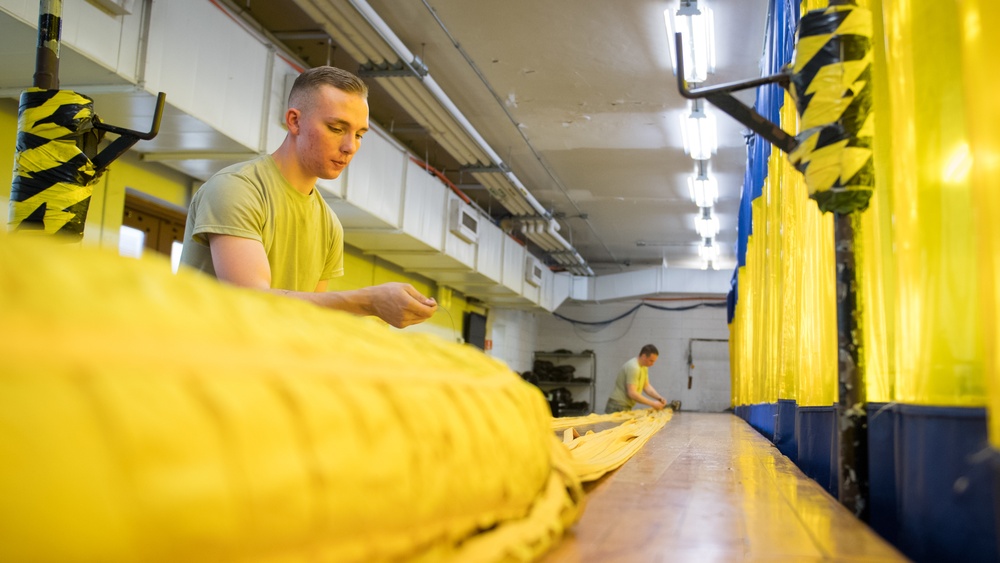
[554,300,727,328]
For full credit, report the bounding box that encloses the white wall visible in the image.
[488,307,540,373]
[534,299,731,412]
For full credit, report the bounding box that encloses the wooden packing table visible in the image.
[543,412,908,562]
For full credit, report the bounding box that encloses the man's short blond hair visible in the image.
[288,66,369,110]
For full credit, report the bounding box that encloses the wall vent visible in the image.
[449,199,479,243]
[525,256,543,287]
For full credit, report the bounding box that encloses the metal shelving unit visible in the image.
[532,350,597,417]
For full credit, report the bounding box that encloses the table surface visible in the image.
[541,412,909,562]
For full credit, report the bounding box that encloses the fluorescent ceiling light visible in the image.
[680,104,717,160]
[698,238,720,261]
[664,0,716,83]
[688,173,718,207]
[695,207,719,238]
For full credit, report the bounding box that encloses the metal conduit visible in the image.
[377,79,479,165]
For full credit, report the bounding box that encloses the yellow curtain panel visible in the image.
[879,0,986,407]
[958,0,1000,443]
[732,94,837,408]
[732,0,992,412]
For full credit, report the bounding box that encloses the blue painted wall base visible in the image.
[866,402,898,545]
[734,401,999,561]
[774,399,798,461]
[795,405,838,498]
[895,405,997,563]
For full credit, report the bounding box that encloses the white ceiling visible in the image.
[1,0,770,275]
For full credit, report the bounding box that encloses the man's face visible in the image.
[639,353,658,368]
[293,85,370,180]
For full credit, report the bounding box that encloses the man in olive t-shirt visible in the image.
[181,155,343,293]
[605,344,668,413]
[179,66,436,328]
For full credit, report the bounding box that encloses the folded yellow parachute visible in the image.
[0,234,669,563]
[0,232,672,562]
[0,233,589,562]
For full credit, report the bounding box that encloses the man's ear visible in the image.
[285,108,300,134]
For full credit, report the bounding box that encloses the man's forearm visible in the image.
[644,384,665,402]
[266,283,436,329]
[627,388,659,407]
[268,286,373,316]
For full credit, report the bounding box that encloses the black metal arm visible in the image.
[674,33,798,154]
[92,91,166,173]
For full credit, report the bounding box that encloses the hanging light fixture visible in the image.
[694,206,719,238]
[698,237,719,261]
[698,237,720,270]
[688,160,718,207]
[664,0,716,84]
[679,100,717,160]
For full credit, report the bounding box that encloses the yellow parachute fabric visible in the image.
[0,233,672,561]
[0,233,590,563]
[556,410,672,482]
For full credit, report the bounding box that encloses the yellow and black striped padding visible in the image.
[788,3,874,214]
[8,89,103,238]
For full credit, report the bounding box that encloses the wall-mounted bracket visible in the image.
[92,91,166,174]
[674,33,797,154]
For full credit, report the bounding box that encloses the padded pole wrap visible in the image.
[788,3,874,214]
[8,88,102,238]
[0,234,585,562]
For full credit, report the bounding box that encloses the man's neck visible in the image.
[271,145,316,195]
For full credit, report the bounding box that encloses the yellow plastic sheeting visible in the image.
[0,233,585,563]
[730,89,837,409]
[881,0,985,406]
[861,0,898,403]
[958,0,1000,443]
[788,4,875,214]
[8,89,101,237]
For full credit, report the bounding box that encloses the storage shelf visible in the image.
[533,351,596,417]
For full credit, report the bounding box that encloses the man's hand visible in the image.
[366,282,437,328]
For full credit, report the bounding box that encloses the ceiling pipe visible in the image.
[344,0,551,218]
[391,77,491,162]
[379,78,480,163]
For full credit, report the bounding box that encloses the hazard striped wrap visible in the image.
[788,3,874,214]
[8,88,103,238]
